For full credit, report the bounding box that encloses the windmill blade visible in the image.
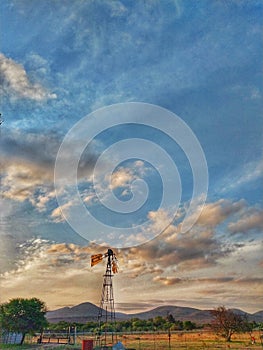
[112,260,118,274]
[91,253,104,267]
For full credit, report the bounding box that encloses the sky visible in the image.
[0,0,262,314]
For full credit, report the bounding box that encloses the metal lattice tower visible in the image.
[91,249,118,349]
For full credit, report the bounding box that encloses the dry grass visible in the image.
[75,330,263,349]
[3,331,263,350]
[116,331,263,349]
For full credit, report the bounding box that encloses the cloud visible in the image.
[115,302,155,313]
[125,200,253,270]
[152,276,235,287]
[96,160,150,194]
[153,276,183,286]
[0,129,99,214]
[1,235,262,312]
[2,161,52,203]
[234,277,263,285]
[0,53,56,101]
[196,199,245,227]
[1,130,58,167]
[119,199,262,276]
[108,167,136,190]
[124,227,223,273]
[228,210,263,234]
[1,131,56,206]
[220,159,263,194]
[0,234,19,274]
[51,205,66,223]
[0,239,102,308]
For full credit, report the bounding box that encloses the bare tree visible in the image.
[210,306,249,342]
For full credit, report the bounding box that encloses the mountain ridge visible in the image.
[46,302,263,324]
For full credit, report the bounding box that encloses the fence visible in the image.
[1,331,23,344]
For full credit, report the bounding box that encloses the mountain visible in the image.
[251,310,263,323]
[47,302,127,323]
[46,302,263,324]
[127,305,213,324]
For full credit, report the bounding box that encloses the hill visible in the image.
[46,302,263,324]
[46,302,127,323]
[127,305,213,324]
[251,310,263,323]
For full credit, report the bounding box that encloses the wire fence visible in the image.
[28,330,263,349]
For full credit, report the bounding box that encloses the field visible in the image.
[2,331,263,350]
[115,331,263,349]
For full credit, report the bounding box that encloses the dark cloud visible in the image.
[0,234,18,274]
[1,129,98,204]
[234,277,263,285]
[197,277,234,283]
[116,302,155,312]
[127,228,225,272]
[2,131,58,165]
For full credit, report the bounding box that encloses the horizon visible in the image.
[1,1,262,315]
[47,300,263,315]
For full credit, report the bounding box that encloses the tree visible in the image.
[210,306,249,342]
[172,320,183,331]
[0,298,48,344]
[183,320,196,330]
[167,313,175,324]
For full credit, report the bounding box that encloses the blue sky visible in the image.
[0,0,262,312]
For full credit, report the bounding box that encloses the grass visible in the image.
[1,331,263,349]
[117,332,263,349]
[0,346,81,350]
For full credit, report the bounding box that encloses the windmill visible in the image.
[91,248,118,349]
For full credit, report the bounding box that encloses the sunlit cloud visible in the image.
[153,276,183,286]
[0,53,56,101]
[228,210,263,234]
[108,167,136,190]
[1,230,262,312]
[196,199,245,227]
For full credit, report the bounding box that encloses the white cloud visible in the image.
[102,161,149,193]
[108,167,135,190]
[0,53,56,101]
[220,159,263,194]
[51,201,75,223]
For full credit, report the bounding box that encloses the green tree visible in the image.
[167,313,175,324]
[172,320,183,330]
[0,298,48,344]
[183,320,196,330]
[210,306,249,342]
[153,316,166,328]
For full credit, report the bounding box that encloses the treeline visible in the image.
[47,312,263,338]
[47,316,198,332]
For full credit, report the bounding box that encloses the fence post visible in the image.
[74,326,77,345]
